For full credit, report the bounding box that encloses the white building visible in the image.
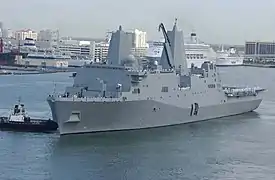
[58,39,95,58]
[94,42,109,62]
[14,29,38,40]
[133,29,147,48]
[126,29,147,48]
[125,29,148,57]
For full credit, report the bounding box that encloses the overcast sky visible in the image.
[0,0,275,44]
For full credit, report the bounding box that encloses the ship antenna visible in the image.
[174,18,178,26]
[53,81,56,95]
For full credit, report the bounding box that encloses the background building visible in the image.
[94,42,109,62]
[133,29,147,48]
[245,41,275,62]
[38,30,59,42]
[126,29,148,57]
[14,29,38,40]
[36,29,60,49]
[58,38,95,59]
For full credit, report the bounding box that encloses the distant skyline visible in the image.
[1,0,275,45]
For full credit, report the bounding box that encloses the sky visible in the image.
[0,0,275,45]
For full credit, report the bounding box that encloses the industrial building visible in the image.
[245,41,275,62]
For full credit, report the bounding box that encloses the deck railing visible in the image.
[223,86,264,97]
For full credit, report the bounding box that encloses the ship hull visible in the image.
[47,96,262,135]
[27,56,70,60]
[216,57,244,66]
[0,117,58,133]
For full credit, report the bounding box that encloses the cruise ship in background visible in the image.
[145,32,217,68]
[184,32,216,67]
[215,46,244,66]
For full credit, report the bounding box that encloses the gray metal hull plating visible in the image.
[48,97,262,135]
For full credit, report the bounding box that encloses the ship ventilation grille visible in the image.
[66,111,81,123]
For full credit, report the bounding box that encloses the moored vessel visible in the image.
[216,47,244,66]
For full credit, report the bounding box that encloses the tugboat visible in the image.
[0,99,58,133]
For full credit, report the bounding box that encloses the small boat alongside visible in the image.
[0,100,58,133]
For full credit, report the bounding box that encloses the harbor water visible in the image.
[0,66,275,180]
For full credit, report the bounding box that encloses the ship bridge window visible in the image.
[208,84,216,88]
[132,88,140,94]
[161,86,168,92]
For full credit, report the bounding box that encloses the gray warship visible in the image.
[47,19,265,135]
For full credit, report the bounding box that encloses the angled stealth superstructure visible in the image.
[107,25,133,66]
[167,19,188,74]
[47,19,265,135]
[159,19,188,75]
